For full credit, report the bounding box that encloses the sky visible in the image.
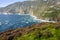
[0,0,26,7]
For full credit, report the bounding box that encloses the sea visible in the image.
[0,13,42,32]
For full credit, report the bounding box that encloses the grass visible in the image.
[12,23,60,40]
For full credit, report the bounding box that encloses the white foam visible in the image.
[30,15,37,19]
[26,22,29,24]
[57,2,60,4]
[30,15,56,23]
[0,13,56,23]
[2,13,8,15]
[0,22,2,25]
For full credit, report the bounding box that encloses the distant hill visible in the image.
[0,1,37,14]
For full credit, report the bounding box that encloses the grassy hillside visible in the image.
[13,22,60,40]
[0,22,60,40]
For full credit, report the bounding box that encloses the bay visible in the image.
[0,14,40,32]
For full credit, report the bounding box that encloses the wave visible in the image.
[30,15,56,23]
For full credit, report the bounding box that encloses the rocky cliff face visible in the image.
[0,1,36,14]
[0,0,60,18]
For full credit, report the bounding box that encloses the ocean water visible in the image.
[0,14,40,32]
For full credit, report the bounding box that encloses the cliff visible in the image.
[0,0,60,19]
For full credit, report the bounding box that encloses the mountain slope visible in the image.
[0,1,37,14]
[0,0,60,13]
[0,0,60,19]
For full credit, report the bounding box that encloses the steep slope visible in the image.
[0,0,60,13]
[0,22,60,40]
[0,0,60,19]
[0,1,37,14]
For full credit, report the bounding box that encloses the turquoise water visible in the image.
[0,14,39,32]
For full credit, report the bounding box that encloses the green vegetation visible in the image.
[13,23,60,40]
[31,0,60,20]
[43,6,60,21]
